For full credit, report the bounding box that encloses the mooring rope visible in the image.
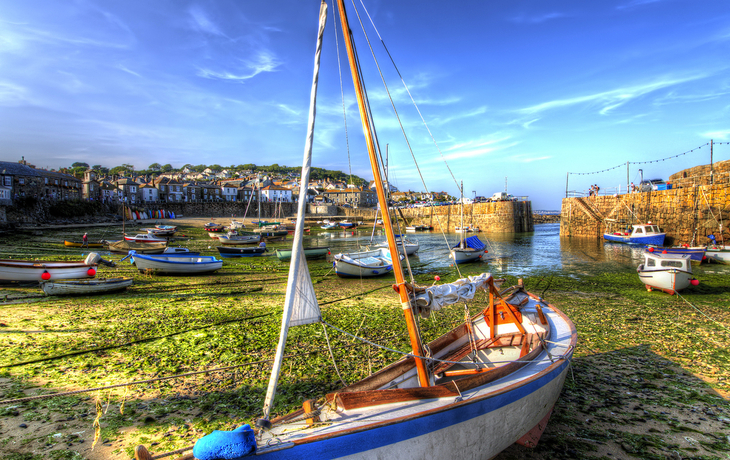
[676,292,728,331]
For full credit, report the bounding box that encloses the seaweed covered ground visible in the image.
[0,220,728,460]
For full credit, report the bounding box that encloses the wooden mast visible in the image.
[334,0,429,387]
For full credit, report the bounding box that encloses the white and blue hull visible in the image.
[334,248,394,278]
[255,297,575,459]
[128,252,223,274]
[450,248,484,264]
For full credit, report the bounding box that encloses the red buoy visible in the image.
[434,276,441,281]
[648,247,655,252]
[41,271,51,281]
[662,250,668,254]
[690,279,699,286]
[87,268,96,277]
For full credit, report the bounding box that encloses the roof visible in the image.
[0,162,43,177]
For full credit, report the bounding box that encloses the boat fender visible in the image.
[647,247,654,252]
[41,270,51,281]
[690,279,699,286]
[87,268,96,277]
[193,424,257,460]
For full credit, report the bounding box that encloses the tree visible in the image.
[161,164,173,172]
[72,162,89,169]
[148,163,162,172]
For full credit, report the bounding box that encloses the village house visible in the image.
[154,177,184,202]
[260,184,292,202]
[114,177,140,204]
[322,187,376,208]
[139,182,159,202]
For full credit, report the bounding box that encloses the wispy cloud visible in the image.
[518,74,705,116]
[197,51,281,82]
[510,12,568,24]
[616,0,664,11]
[188,5,226,37]
[703,130,730,141]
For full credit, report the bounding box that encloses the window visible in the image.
[661,261,684,268]
[44,177,48,184]
[3,176,10,186]
[647,258,655,267]
[634,227,644,234]
[19,178,25,185]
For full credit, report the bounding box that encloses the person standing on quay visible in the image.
[82,232,88,248]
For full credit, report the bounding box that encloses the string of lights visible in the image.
[568,141,729,176]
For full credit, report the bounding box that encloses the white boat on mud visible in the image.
[41,277,133,296]
[637,252,697,295]
[333,247,395,278]
[126,251,223,274]
[124,233,168,243]
[217,234,261,245]
[0,253,100,283]
[375,234,419,255]
[451,235,487,264]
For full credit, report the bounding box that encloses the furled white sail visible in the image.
[413,273,493,315]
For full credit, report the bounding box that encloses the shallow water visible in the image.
[307,223,730,278]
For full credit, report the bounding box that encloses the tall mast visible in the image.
[335,0,429,387]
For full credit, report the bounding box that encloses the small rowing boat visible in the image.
[216,246,268,258]
[275,246,330,261]
[41,277,133,296]
[63,240,106,248]
[126,251,223,274]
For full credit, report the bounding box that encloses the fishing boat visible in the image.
[135,3,575,458]
[704,235,730,264]
[0,253,99,282]
[275,246,330,261]
[637,252,697,295]
[107,240,167,255]
[320,222,339,230]
[126,251,223,274]
[216,246,268,258]
[375,234,419,255]
[63,240,107,248]
[405,224,431,232]
[204,222,225,232]
[338,220,355,228]
[229,220,246,230]
[40,277,133,296]
[217,234,262,245]
[644,245,706,264]
[451,235,487,264]
[141,227,176,237]
[603,223,665,245]
[455,225,480,233]
[124,233,168,243]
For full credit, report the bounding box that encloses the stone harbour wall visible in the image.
[345,200,534,233]
[560,182,730,244]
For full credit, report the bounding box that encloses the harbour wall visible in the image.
[560,182,730,244]
[344,201,534,233]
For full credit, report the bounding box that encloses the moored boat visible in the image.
[375,234,419,255]
[107,240,167,254]
[645,245,706,264]
[637,252,697,295]
[704,235,730,264]
[451,235,487,264]
[334,247,395,278]
[124,233,168,243]
[64,240,106,248]
[204,222,225,232]
[603,223,665,245]
[126,251,223,274]
[217,234,261,245]
[216,246,268,258]
[0,253,99,282]
[275,246,330,261]
[41,277,133,296]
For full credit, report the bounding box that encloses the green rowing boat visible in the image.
[275,246,330,261]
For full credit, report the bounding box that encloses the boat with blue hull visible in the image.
[603,223,665,245]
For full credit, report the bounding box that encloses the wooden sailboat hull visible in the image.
[254,296,576,459]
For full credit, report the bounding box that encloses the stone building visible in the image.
[323,187,377,208]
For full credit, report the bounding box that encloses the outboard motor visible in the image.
[85,252,116,267]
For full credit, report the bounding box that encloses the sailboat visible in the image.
[451,182,486,264]
[135,2,575,459]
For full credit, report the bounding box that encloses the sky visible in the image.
[1,0,728,210]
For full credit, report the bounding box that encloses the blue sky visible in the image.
[1,0,728,209]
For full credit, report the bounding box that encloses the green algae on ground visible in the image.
[0,222,728,459]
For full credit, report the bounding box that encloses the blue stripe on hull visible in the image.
[603,234,665,245]
[260,361,569,459]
